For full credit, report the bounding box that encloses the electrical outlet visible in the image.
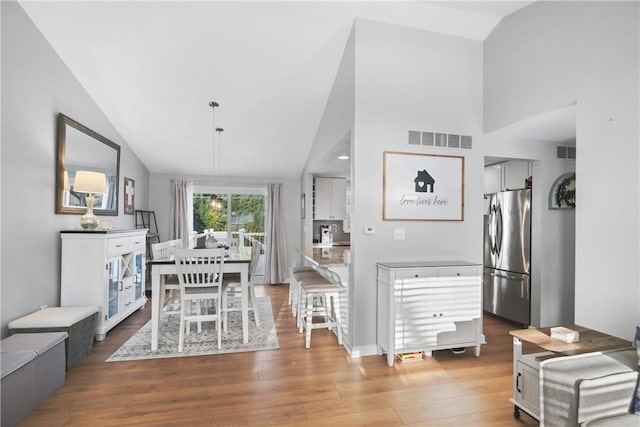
[363,225,375,235]
[393,228,405,240]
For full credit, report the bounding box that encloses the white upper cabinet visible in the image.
[504,160,530,191]
[485,160,532,194]
[314,177,346,220]
[484,164,502,194]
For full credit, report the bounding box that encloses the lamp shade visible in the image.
[74,170,107,194]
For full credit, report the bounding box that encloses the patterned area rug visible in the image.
[107,296,278,361]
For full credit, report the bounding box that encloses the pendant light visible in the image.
[209,101,223,210]
[210,195,223,210]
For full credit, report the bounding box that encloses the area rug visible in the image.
[107,296,278,361]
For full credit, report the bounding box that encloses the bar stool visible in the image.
[296,270,344,349]
[289,266,317,317]
[292,269,327,321]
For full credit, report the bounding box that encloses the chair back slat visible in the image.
[174,248,225,288]
[249,241,262,279]
[151,239,183,260]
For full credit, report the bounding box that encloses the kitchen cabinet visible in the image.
[314,177,346,220]
[504,160,531,190]
[61,229,147,341]
[511,346,550,420]
[484,160,531,194]
[484,164,502,194]
[376,261,484,367]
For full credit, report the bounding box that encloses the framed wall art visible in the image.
[549,172,575,209]
[383,151,464,221]
[124,177,135,215]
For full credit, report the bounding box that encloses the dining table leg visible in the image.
[151,267,161,352]
[241,265,249,344]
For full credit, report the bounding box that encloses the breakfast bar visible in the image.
[297,246,351,268]
[297,246,351,346]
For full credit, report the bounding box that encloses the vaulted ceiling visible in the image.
[19,1,534,179]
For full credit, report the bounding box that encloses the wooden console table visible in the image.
[509,325,632,420]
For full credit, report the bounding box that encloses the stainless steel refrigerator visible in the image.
[483,189,531,325]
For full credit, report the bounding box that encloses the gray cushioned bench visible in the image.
[8,306,98,369]
[1,332,67,427]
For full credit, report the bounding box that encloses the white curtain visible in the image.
[170,179,192,247]
[264,183,286,284]
[106,175,117,211]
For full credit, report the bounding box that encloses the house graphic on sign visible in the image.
[414,169,435,193]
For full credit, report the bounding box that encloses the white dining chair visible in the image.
[222,239,262,329]
[151,239,184,316]
[174,248,226,352]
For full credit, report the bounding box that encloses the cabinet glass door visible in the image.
[107,258,120,319]
[134,252,144,300]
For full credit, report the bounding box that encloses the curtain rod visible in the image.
[171,179,278,187]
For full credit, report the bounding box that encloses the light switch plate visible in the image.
[393,228,405,240]
[363,225,375,235]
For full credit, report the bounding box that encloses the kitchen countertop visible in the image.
[377,260,481,268]
[298,247,351,266]
[312,241,350,248]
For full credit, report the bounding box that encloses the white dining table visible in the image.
[149,250,251,352]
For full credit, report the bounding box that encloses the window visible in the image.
[192,186,266,244]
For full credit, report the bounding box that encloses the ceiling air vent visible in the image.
[407,130,472,149]
[448,134,460,148]
[422,132,434,146]
[408,130,421,145]
[557,145,576,159]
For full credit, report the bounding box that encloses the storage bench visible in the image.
[1,332,68,427]
[8,306,98,369]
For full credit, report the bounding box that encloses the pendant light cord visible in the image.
[216,127,224,174]
[209,101,219,174]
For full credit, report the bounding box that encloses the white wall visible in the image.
[1,2,150,337]
[300,26,356,348]
[484,1,639,339]
[301,26,356,255]
[148,173,300,281]
[351,20,483,350]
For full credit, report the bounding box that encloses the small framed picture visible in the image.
[549,173,575,209]
[124,177,135,215]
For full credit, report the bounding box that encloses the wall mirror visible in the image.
[56,113,120,216]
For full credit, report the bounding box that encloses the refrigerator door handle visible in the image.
[491,271,530,299]
[495,203,503,257]
[489,203,499,256]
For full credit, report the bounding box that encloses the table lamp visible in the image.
[73,170,107,229]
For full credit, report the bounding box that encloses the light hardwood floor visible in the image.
[20,284,538,426]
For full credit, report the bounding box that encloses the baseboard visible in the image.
[348,344,379,358]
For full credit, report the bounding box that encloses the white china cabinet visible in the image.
[60,229,147,341]
[377,261,484,366]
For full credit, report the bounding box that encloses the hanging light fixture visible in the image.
[210,195,223,210]
[210,127,225,210]
[209,101,224,210]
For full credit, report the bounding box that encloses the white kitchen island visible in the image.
[377,260,484,367]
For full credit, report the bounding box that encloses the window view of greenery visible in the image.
[193,193,265,237]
